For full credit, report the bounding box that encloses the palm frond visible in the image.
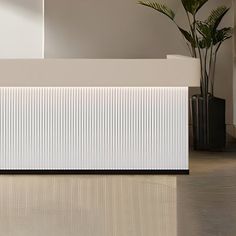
[213,27,233,45]
[197,22,211,39]
[207,6,230,31]
[138,1,175,21]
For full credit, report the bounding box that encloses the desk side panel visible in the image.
[0,87,188,170]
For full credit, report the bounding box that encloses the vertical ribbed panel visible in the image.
[0,87,188,170]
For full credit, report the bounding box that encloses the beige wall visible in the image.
[234,57,236,126]
[0,0,43,58]
[45,0,234,126]
[44,0,186,58]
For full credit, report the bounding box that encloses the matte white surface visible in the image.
[0,58,200,87]
[0,87,188,170]
[0,0,43,58]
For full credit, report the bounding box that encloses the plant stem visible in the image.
[185,11,197,57]
[208,43,213,95]
[196,37,204,94]
[192,14,204,95]
[204,48,209,94]
[212,42,222,95]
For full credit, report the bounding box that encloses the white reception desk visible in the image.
[0,56,200,174]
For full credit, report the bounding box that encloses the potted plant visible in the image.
[138,0,233,150]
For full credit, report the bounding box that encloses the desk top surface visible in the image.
[0,58,200,87]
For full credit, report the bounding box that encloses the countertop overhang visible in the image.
[0,57,200,87]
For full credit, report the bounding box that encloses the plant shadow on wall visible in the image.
[138,0,233,151]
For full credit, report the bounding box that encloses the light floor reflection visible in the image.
[0,175,177,236]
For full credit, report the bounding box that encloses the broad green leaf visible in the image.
[195,0,208,13]
[181,0,193,13]
[138,1,175,21]
[196,22,215,48]
[178,27,196,47]
[181,0,208,15]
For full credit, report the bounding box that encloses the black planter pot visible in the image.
[192,94,226,151]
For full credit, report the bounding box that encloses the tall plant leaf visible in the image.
[198,38,208,49]
[195,0,208,14]
[178,27,196,47]
[138,1,175,21]
[207,6,230,32]
[181,0,194,14]
[196,21,212,48]
[181,0,208,15]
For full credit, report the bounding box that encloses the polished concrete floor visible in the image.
[0,152,235,236]
[178,151,236,236]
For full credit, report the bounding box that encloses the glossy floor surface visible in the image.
[0,151,235,236]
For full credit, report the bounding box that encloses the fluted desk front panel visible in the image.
[0,87,188,171]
